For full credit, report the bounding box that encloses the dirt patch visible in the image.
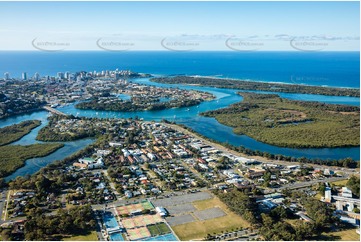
[327,111,359,115]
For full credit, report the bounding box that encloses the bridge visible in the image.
[43,106,68,116]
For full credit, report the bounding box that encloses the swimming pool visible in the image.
[144,233,178,241]
[109,232,125,241]
[103,212,119,229]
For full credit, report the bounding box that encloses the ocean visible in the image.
[0,51,359,88]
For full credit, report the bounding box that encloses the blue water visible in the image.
[5,138,94,181]
[0,51,359,179]
[103,212,120,230]
[0,111,94,181]
[51,77,359,160]
[132,78,360,107]
[1,77,358,163]
[144,233,178,241]
[0,51,359,88]
[118,94,131,101]
[110,232,124,241]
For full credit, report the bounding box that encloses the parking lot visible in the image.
[166,214,195,226]
[151,191,229,227]
[194,207,226,221]
[152,191,212,208]
[165,203,196,215]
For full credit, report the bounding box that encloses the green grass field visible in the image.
[147,223,171,236]
[331,179,348,187]
[62,231,97,241]
[141,200,154,210]
[316,228,360,241]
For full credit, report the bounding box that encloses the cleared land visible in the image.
[62,231,97,241]
[0,120,41,146]
[165,203,196,215]
[193,207,226,221]
[202,92,360,148]
[316,228,360,241]
[152,191,212,207]
[171,196,250,241]
[166,214,195,226]
[330,179,348,187]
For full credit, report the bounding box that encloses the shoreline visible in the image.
[201,92,360,149]
[164,122,359,172]
[189,74,360,90]
[0,120,42,146]
[0,143,64,179]
[0,108,45,122]
[152,76,360,97]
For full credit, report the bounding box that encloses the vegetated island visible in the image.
[201,92,360,148]
[151,76,360,97]
[75,97,205,112]
[75,90,215,112]
[0,119,65,178]
[0,143,64,178]
[0,120,41,146]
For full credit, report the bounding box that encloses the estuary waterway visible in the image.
[1,76,359,181]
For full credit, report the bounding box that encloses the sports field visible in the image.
[127,227,151,240]
[171,196,250,241]
[147,223,172,236]
[116,201,154,216]
[122,214,163,229]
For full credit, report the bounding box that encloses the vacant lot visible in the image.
[171,196,250,241]
[152,191,212,207]
[167,214,195,226]
[63,231,97,241]
[331,179,348,187]
[166,203,196,215]
[317,228,360,241]
[193,207,226,221]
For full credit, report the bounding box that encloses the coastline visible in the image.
[188,75,360,90]
[151,76,360,97]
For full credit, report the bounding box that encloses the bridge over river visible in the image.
[43,106,68,116]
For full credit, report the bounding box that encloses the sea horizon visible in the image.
[0,51,359,88]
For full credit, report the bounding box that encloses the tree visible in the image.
[303,198,335,230]
[346,176,360,197]
[270,206,288,221]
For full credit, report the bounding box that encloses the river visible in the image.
[0,112,94,181]
[0,77,359,181]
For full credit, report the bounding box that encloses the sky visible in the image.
[0,1,359,51]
